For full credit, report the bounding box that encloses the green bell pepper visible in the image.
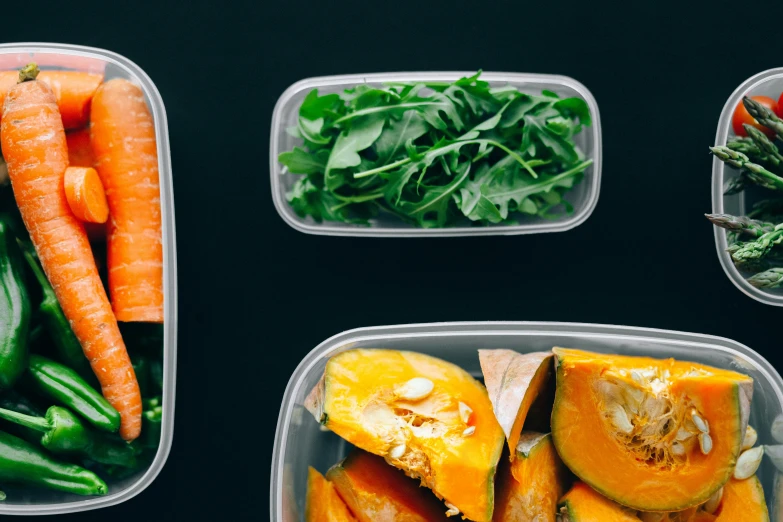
[0,219,30,390]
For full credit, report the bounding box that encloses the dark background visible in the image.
[2,0,783,519]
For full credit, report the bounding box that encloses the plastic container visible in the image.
[712,67,783,306]
[270,72,602,237]
[0,43,177,515]
[271,321,783,521]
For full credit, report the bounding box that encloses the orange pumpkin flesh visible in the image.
[551,348,753,512]
[306,467,356,522]
[493,432,567,521]
[558,482,640,521]
[706,476,769,521]
[305,349,505,522]
[479,350,553,458]
[326,449,449,522]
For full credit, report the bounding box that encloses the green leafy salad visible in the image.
[278,72,593,228]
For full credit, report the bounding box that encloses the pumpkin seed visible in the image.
[675,427,692,441]
[703,486,723,514]
[734,446,763,480]
[699,432,713,455]
[691,411,709,433]
[609,403,634,434]
[458,401,472,424]
[638,512,665,522]
[444,501,459,517]
[396,378,434,401]
[743,425,758,451]
[462,426,475,437]
[389,443,406,459]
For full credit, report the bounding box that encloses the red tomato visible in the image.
[733,95,778,137]
[778,93,783,118]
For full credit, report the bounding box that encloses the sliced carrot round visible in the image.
[64,166,109,223]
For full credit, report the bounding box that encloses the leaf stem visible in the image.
[354,158,412,179]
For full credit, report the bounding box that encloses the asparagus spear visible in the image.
[731,225,783,263]
[711,146,783,191]
[745,125,783,164]
[747,267,783,289]
[705,213,775,237]
[743,97,783,142]
[727,134,783,174]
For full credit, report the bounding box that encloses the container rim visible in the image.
[270,321,783,520]
[269,71,603,237]
[712,66,783,306]
[0,42,178,515]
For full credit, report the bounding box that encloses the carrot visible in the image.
[65,128,95,167]
[64,166,109,224]
[1,64,141,441]
[0,70,103,129]
[90,79,163,323]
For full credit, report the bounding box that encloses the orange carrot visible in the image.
[64,166,109,224]
[65,128,95,167]
[0,70,103,129]
[1,64,141,441]
[90,79,163,323]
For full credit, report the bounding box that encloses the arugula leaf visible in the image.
[299,90,342,120]
[398,163,472,227]
[325,115,385,190]
[554,97,591,127]
[278,147,329,174]
[375,111,429,164]
[522,109,579,163]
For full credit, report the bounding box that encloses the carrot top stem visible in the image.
[18,63,40,84]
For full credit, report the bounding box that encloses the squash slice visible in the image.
[558,481,640,521]
[494,432,567,521]
[551,348,753,511]
[558,482,699,522]
[305,467,356,522]
[699,476,769,521]
[306,349,505,522]
[479,349,553,457]
[326,449,449,522]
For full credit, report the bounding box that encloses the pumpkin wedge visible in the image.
[326,449,449,522]
[494,432,568,521]
[306,467,357,522]
[551,348,753,512]
[305,349,505,522]
[559,482,700,522]
[479,350,553,458]
[558,482,641,521]
[697,476,769,521]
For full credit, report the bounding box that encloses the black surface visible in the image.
[3,0,783,519]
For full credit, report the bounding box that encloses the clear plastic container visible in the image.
[270,72,602,237]
[271,322,783,521]
[0,43,177,515]
[712,67,783,306]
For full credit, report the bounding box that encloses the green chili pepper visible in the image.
[20,249,94,382]
[0,430,107,496]
[0,219,31,390]
[0,405,136,468]
[27,355,120,433]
